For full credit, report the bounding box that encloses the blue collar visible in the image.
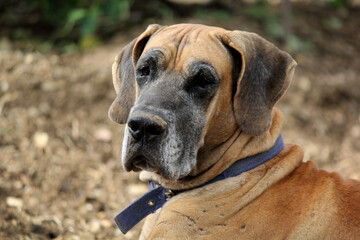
[114,134,284,234]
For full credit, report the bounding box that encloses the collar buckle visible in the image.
[165,189,174,200]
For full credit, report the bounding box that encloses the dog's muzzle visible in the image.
[123,112,167,172]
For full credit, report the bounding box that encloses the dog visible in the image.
[108,24,360,239]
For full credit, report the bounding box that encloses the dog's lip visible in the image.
[130,154,159,172]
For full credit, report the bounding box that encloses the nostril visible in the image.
[128,118,142,140]
[128,119,140,132]
[146,124,164,138]
[127,115,166,141]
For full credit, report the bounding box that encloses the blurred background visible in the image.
[0,0,359,239]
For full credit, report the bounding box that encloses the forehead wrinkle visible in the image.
[144,25,231,75]
[180,44,231,76]
[174,27,204,68]
[173,33,188,70]
[143,27,189,65]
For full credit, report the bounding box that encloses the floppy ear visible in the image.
[108,24,162,124]
[219,31,297,135]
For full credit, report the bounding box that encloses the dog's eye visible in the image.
[136,65,152,87]
[185,70,217,97]
[194,73,212,90]
[138,66,151,77]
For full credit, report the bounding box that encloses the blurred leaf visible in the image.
[323,17,343,30]
[118,0,131,16]
[194,8,208,19]
[158,4,174,21]
[265,16,284,39]
[104,0,131,18]
[194,8,231,21]
[213,9,231,21]
[327,0,348,8]
[13,29,29,40]
[62,43,79,55]
[80,7,100,37]
[246,1,283,40]
[56,9,87,38]
[80,35,100,50]
[246,1,269,20]
[39,41,53,53]
[67,9,87,23]
[287,35,302,52]
[287,35,315,53]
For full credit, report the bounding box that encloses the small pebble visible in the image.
[41,81,58,92]
[6,196,23,210]
[1,80,9,92]
[88,220,101,233]
[100,219,112,228]
[94,128,112,142]
[85,203,93,212]
[127,183,148,197]
[350,125,360,138]
[33,132,49,149]
[24,53,34,64]
[113,229,121,237]
[298,76,311,91]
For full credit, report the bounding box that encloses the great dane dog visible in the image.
[108,24,360,239]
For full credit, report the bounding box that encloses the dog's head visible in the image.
[109,24,296,180]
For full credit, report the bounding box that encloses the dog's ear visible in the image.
[108,24,162,124]
[219,31,296,135]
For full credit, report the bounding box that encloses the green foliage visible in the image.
[287,35,315,53]
[4,0,344,53]
[158,3,175,21]
[327,0,348,9]
[1,0,133,51]
[245,1,316,53]
[55,0,132,49]
[323,16,343,30]
[246,1,283,40]
[194,8,231,22]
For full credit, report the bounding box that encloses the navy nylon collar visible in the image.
[114,134,284,234]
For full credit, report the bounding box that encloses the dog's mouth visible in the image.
[128,154,159,172]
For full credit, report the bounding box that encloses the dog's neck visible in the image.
[140,108,284,190]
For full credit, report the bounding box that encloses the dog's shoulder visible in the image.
[264,159,360,238]
[272,160,360,209]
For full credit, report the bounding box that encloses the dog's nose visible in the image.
[127,116,166,141]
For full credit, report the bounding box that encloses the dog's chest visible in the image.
[142,173,293,239]
[142,160,360,240]
[143,189,292,240]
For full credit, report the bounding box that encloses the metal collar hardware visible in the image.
[165,189,174,200]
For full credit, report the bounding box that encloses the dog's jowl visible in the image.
[109,24,360,239]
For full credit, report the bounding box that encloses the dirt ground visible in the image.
[1,4,360,240]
